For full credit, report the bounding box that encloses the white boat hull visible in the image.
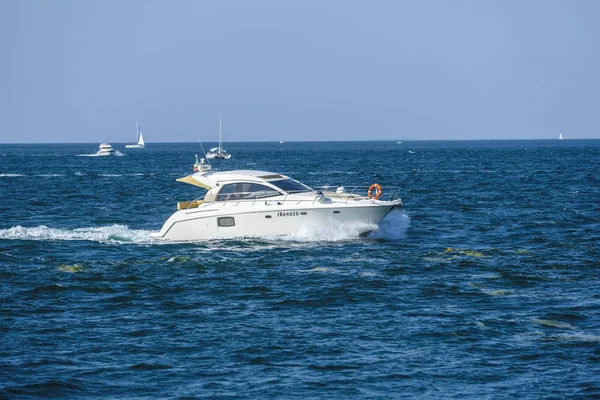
[206,152,231,159]
[125,144,144,149]
[151,201,398,241]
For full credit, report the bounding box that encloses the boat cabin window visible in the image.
[270,179,312,194]
[217,183,281,201]
[217,217,235,227]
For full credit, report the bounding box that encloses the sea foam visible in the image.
[369,210,410,240]
[274,210,410,242]
[277,220,379,242]
[0,225,152,244]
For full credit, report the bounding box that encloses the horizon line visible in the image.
[1,138,598,145]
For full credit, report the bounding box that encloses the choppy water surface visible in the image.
[1,141,599,398]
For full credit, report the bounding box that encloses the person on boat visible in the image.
[231,183,244,200]
[193,154,199,172]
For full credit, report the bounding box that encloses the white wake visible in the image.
[273,210,410,242]
[0,225,152,244]
[276,220,379,242]
[77,150,125,157]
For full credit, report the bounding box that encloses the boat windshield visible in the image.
[270,179,312,194]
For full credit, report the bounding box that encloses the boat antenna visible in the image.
[197,139,211,165]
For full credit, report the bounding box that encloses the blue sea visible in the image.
[1,140,599,399]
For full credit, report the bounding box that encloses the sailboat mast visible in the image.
[219,116,223,153]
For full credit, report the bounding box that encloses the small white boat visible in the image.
[125,121,145,149]
[193,154,212,173]
[151,169,402,241]
[559,133,564,140]
[98,143,115,156]
[206,116,232,159]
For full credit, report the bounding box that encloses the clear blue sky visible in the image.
[1,0,599,143]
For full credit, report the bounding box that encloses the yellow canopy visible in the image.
[175,175,211,190]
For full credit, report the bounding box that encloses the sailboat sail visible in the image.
[137,122,145,146]
[126,120,145,148]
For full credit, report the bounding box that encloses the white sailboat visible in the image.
[559,133,564,140]
[125,121,145,149]
[206,116,232,159]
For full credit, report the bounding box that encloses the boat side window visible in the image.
[270,179,312,194]
[244,183,281,199]
[217,183,281,201]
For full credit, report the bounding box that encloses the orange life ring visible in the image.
[368,183,382,200]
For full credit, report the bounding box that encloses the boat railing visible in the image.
[179,186,401,210]
[313,185,402,203]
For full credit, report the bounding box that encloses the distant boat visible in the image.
[397,141,402,144]
[98,143,115,156]
[559,133,564,140]
[280,141,284,144]
[125,121,145,149]
[206,116,232,159]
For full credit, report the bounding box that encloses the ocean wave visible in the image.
[1,173,64,177]
[0,225,152,244]
[93,173,155,177]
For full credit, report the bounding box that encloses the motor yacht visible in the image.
[150,167,402,241]
[98,143,115,156]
